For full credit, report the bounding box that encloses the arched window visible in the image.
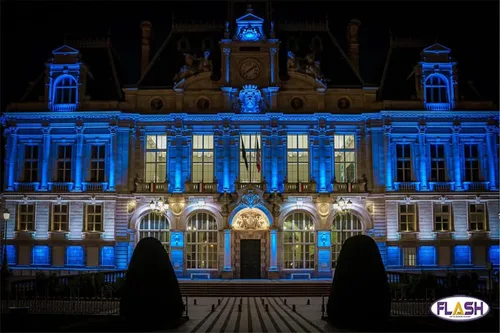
[54,75,77,105]
[331,212,363,267]
[425,74,449,103]
[186,212,218,269]
[283,212,315,269]
[138,212,170,253]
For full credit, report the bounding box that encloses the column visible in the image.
[6,128,18,191]
[418,125,428,190]
[270,48,278,85]
[486,126,498,190]
[384,125,393,191]
[40,127,51,191]
[223,228,232,271]
[318,133,326,191]
[269,227,278,271]
[128,126,136,190]
[355,127,362,180]
[175,136,182,192]
[365,127,373,191]
[73,126,84,191]
[223,48,231,85]
[108,125,117,191]
[270,130,278,191]
[452,125,463,190]
[329,135,335,189]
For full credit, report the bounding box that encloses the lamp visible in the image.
[1,209,10,271]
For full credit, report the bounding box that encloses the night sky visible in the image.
[1,1,498,109]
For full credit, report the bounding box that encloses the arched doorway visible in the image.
[331,212,363,267]
[137,212,170,254]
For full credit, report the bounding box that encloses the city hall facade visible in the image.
[1,7,499,279]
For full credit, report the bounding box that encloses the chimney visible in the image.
[140,21,152,76]
[346,19,361,73]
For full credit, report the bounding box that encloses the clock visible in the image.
[239,60,260,80]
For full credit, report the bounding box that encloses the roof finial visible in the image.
[247,4,253,13]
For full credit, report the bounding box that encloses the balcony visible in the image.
[135,182,169,193]
[185,182,217,193]
[236,182,267,191]
[13,182,40,192]
[428,182,455,192]
[284,182,317,193]
[393,182,420,192]
[425,102,451,111]
[333,179,367,193]
[463,181,490,192]
[82,182,108,192]
[48,182,74,192]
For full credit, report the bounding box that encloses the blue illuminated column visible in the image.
[269,228,278,271]
[486,126,498,190]
[269,48,278,85]
[384,125,394,191]
[270,131,278,191]
[418,125,428,190]
[223,228,232,271]
[108,125,117,191]
[318,134,326,191]
[40,127,51,191]
[6,128,18,191]
[223,48,231,85]
[365,127,373,191]
[452,125,463,190]
[73,126,83,191]
[175,137,182,192]
[329,135,335,191]
[221,133,230,191]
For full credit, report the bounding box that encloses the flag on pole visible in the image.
[241,137,249,171]
[256,137,261,173]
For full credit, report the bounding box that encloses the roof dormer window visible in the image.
[424,73,450,111]
[52,75,78,112]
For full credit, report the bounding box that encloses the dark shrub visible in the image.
[120,237,184,331]
[327,235,391,331]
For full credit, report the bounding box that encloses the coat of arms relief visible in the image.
[233,212,268,230]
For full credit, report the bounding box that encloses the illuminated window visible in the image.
[138,212,170,253]
[287,134,309,183]
[90,145,105,182]
[434,204,453,232]
[430,144,446,181]
[331,212,363,267]
[468,203,487,231]
[66,246,85,266]
[145,135,167,183]
[85,204,103,232]
[23,145,39,182]
[54,75,77,105]
[17,204,35,231]
[283,212,315,269]
[239,134,261,183]
[32,245,50,265]
[403,247,417,267]
[51,204,69,232]
[399,204,417,232]
[57,145,72,182]
[425,74,448,103]
[396,144,412,182]
[334,135,356,182]
[186,212,218,269]
[192,135,214,183]
[464,144,480,182]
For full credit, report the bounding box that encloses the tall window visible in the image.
[90,145,105,182]
[283,212,315,269]
[85,204,103,232]
[23,145,39,182]
[186,212,218,269]
[17,204,35,231]
[468,203,487,231]
[240,134,261,183]
[57,145,72,182]
[138,213,170,253]
[403,247,417,267]
[145,135,167,183]
[287,134,309,183]
[192,135,214,183]
[334,135,356,182]
[54,75,77,105]
[51,204,69,232]
[396,144,412,182]
[331,212,363,267]
[399,204,417,232]
[425,74,448,103]
[430,144,446,181]
[464,144,480,181]
[434,204,452,232]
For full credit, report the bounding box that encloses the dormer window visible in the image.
[424,74,450,110]
[52,75,78,111]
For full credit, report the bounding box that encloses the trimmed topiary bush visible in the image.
[327,235,391,331]
[120,237,185,331]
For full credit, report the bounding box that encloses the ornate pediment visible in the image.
[235,185,265,208]
[232,209,269,230]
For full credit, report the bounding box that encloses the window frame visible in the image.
[137,212,171,254]
[89,145,106,182]
[286,134,309,183]
[53,75,78,105]
[331,212,363,268]
[56,145,73,182]
[398,204,417,232]
[23,145,39,182]
[186,212,218,270]
[192,134,215,184]
[463,143,480,182]
[334,134,356,183]
[17,203,36,232]
[424,74,449,104]
[51,203,69,232]
[396,144,412,182]
[430,144,446,182]
[403,247,417,267]
[283,211,315,270]
[85,204,103,233]
[433,203,453,232]
[468,203,487,232]
[145,134,168,183]
[239,134,262,183]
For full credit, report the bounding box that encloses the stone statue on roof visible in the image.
[173,50,213,83]
[287,51,298,73]
[197,50,213,73]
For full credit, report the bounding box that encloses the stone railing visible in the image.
[333,180,367,193]
[428,181,455,192]
[13,182,39,192]
[135,182,169,193]
[47,182,73,192]
[463,181,490,192]
[236,182,267,191]
[82,182,108,192]
[185,182,217,193]
[393,182,420,192]
[284,182,317,193]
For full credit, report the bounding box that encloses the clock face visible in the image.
[239,60,260,80]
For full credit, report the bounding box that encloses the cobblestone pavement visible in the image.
[164,297,333,333]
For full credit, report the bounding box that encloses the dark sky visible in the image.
[1,1,498,109]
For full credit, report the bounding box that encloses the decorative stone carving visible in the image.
[173,51,212,83]
[238,84,262,113]
[197,50,213,73]
[317,203,330,216]
[287,51,298,73]
[238,24,262,41]
[286,51,324,81]
[233,212,268,230]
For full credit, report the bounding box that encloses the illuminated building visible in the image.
[1,6,498,279]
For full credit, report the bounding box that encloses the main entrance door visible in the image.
[240,239,261,279]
